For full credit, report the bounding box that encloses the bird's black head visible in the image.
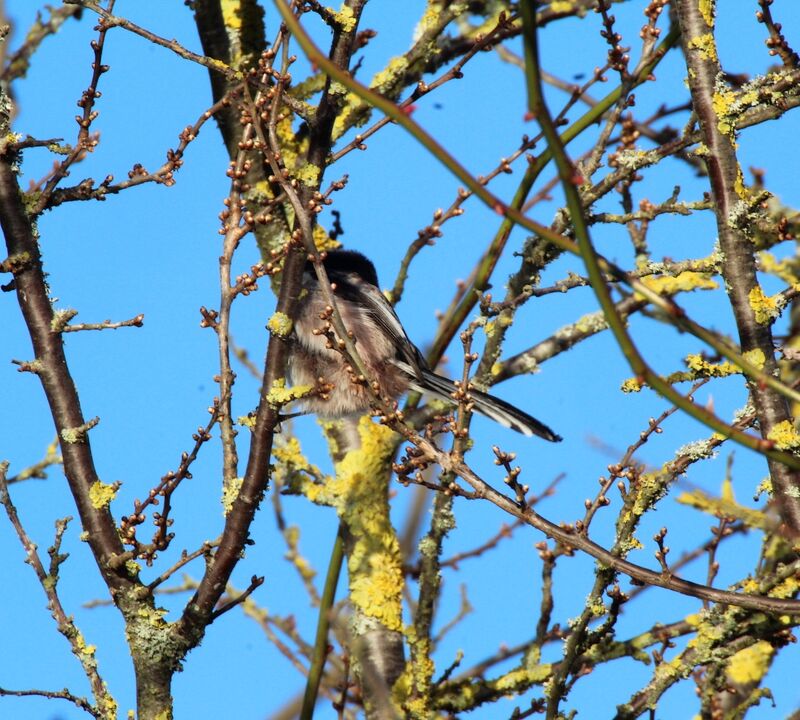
[310,249,379,287]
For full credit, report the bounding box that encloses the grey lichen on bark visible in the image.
[674,0,800,534]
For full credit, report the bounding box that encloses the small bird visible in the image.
[287,249,561,442]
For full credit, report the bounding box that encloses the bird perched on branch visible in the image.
[288,249,561,442]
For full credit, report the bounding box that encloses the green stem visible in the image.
[300,526,345,720]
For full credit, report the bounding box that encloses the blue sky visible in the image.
[3,2,800,719]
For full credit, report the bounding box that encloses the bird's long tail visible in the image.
[407,367,562,442]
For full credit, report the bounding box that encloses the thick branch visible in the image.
[675,0,800,534]
[0,141,129,592]
[193,0,265,155]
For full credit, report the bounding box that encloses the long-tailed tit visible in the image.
[287,249,561,442]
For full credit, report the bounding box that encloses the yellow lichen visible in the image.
[273,436,311,473]
[621,376,644,393]
[99,693,118,719]
[74,632,97,657]
[571,312,607,334]
[712,85,737,137]
[685,353,739,378]
[743,348,766,370]
[275,114,307,170]
[631,471,668,517]
[221,476,243,515]
[284,526,316,581]
[741,578,760,594]
[89,481,117,509]
[349,556,404,627]
[60,426,86,444]
[371,56,409,94]
[767,575,800,599]
[391,626,438,709]
[755,477,773,497]
[266,378,311,408]
[237,414,257,429]
[290,72,327,101]
[492,665,552,691]
[726,641,773,684]
[686,611,725,648]
[313,224,340,252]
[721,473,734,503]
[767,420,800,450]
[309,417,403,631]
[267,311,293,337]
[292,555,316,582]
[687,33,718,63]
[759,251,800,286]
[208,57,238,78]
[699,0,715,28]
[220,0,242,29]
[549,0,575,12]
[401,696,430,717]
[332,89,366,139]
[619,535,644,553]
[295,163,320,187]
[685,612,703,628]
[734,166,748,201]
[413,2,444,41]
[639,270,718,296]
[249,179,275,202]
[332,4,356,32]
[586,597,607,617]
[285,525,300,546]
[748,285,779,325]
[652,656,684,684]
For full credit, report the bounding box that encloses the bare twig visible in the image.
[2,6,83,83]
[44,94,231,209]
[120,402,219,561]
[7,437,62,484]
[0,686,98,718]
[0,464,113,715]
[210,574,265,621]
[61,313,144,332]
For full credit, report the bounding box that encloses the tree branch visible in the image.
[675,0,800,534]
[0,100,131,592]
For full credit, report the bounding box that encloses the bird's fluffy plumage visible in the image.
[287,249,561,442]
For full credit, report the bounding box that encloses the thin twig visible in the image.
[62,313,144,332]
[210,575,265,621]
[0,687,98,718]
[0,464,112,714]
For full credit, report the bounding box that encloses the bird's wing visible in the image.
[354,281,429,370]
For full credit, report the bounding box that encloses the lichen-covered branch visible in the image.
[0,91,131,594]
[675,0,800,534]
